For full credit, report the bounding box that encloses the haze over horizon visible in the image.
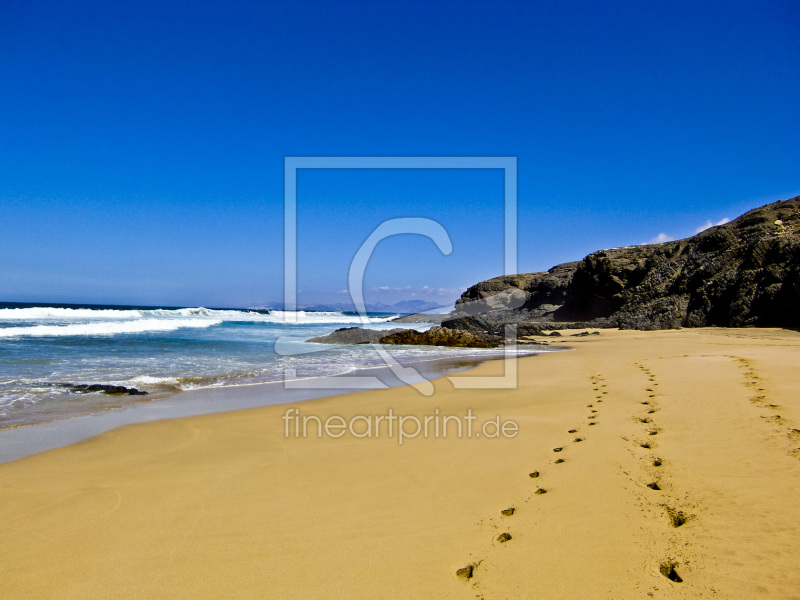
[2,1,798,308]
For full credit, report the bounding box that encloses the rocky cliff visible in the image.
[445,196,800,332]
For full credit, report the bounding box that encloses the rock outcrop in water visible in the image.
[307,327,408,345]
[307,325,503,347]
[56,383,148,396]
[378,326,501,348]
[445,196,800,332]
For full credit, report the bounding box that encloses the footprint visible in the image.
[647,482,661,490]
[573,437,584,443]
[534,488,548,495]
[456,563,477,580]
[659,560,683,583]
[528,471,540,478]
[501,507,516,517]
[653,458,662,467]
[497,532,512,543]
[553,447,564,453]
[665,507,692,528]
[554,458,565,464]
[568,429,578,434]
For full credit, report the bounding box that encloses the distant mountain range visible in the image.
[251,299,446,315]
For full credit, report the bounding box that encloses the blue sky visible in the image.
[1,0,798,308]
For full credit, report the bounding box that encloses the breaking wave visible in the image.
[0,306,395,325]
[0,319,223,338]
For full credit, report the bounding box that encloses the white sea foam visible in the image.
[0,307,222,320]
[0,307,145,320]
[235,310,396,324]
[0,319,223,338]
[0,307,396,325]
[127,375,182,386]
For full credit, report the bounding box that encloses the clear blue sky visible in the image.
[1,0,798,308]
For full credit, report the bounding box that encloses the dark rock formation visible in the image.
[445,196,800,331]
[306,325,504,348]
[307,327,407,344]
[305,322,553,348]
[389,313,448,324]
[57,383,148,396]
[379,326,501,348]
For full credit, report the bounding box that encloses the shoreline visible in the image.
[0,346,561,464]
[0,303,447,432]
[3,327,799,598]
[0,334,557,431]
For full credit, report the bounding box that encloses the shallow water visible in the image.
[0,303,550,428]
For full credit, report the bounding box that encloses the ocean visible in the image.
[0,302,535,429]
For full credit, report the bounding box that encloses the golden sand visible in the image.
[2,328,800,599]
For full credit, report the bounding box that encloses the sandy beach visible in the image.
[2,328,800,599]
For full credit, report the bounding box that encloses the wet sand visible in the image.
[0,352,529,464]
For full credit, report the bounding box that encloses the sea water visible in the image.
[0,302,537,428]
